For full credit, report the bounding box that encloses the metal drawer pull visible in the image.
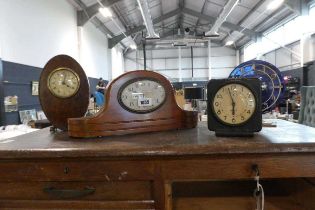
[43,186,95,199]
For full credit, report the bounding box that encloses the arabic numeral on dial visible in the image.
[247,110,251,114]
[217,110,221,115]
[232,118,236,123]
[216,94,222,98]
[130,102,135,107]
[215,102,219,107]
[241,116,245,120]
[224,116,227,120]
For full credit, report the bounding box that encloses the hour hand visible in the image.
[228,88,235,115]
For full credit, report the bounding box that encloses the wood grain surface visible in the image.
[0,120,314,209]
[68,70,198,138]
[0,120,315,159]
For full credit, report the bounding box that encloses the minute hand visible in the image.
[228,88,236,115]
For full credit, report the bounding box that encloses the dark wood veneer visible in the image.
[68,70,198,138]
[39,55,89,131]
[0,120,314,209]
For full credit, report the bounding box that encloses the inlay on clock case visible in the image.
[68,70,198,138]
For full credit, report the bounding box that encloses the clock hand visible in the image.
[228,88,236,115]
[62,73,66,85]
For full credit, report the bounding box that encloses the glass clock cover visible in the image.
[48,67,80,98]
[119,79,166,113]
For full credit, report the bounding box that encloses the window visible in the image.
[244,5,315,61]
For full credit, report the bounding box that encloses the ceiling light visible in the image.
[267,0,284,10]
[99,7,112,18]
[225,40,234,46]
[130,44,137,50]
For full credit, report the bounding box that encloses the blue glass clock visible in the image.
[229,60,285,113]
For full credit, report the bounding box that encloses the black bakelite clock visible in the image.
[207,78,262,136]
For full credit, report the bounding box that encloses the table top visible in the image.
[0,120,315,159]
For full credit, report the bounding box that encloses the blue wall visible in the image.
[0,61,106,126]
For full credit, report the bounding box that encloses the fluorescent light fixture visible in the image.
[267,0,284,10]
[99,7,112,18]
[225,40,234,46]
[130,44,137,50]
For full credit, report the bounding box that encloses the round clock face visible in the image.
[212,83,256,125]
[47,67,80,98]
[119,79,166,113]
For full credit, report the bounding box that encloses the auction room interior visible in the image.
[0,0,315,209]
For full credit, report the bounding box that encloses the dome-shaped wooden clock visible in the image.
[39,55,89,131]
[68,70,198,138]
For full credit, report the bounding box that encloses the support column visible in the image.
[0,59,5,126]
[256,35,263,60]
[236,49,240,66]
[208,40,212,80]
[107,49,112,81]
[300,5,311,67]
[143,43,147,70]
[178,47,182,82]
[191,46,194,78]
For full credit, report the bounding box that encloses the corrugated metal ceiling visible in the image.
[78,0,296,48]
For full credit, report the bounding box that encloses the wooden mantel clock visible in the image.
[68,70,198,138]
[39,55,89,131]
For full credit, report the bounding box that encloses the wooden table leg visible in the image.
[153,179,172,210]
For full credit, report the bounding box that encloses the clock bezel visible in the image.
[117,77,167,114]
[47,67,80,99]
[210,80,258,127]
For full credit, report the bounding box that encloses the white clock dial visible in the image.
[47,67,80,98]
[213,83,256,125]
[119,79,166,113]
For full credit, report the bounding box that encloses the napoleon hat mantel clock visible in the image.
[39,55,89,131]
[207,78,262,136]
[68,70,198,138]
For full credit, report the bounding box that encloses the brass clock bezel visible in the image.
[117,77,167,114]
[211,81,257,127]
[47,67,80,99]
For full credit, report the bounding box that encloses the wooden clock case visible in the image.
[39,55,89,131]
[68,70,198,138]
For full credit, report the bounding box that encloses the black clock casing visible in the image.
[207,78,262,136]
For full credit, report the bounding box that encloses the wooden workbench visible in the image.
[0,120,314,209]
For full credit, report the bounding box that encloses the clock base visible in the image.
[215,131,254,137]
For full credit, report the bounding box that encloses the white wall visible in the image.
[0,0,111,79]
[111,46,124,79]
[124,46,236,81]
[0,0,78,67]
[79,22,109,79]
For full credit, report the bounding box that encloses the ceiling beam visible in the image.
[108,8,181,48]
[284,0,306,15]
[235,6,289,47]
[182,7,260,40]
[77,0,122,26]
[205,0,240,35]
[222,0,267,44]
[73,0,115,37]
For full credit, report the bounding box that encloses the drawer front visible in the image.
[162,154,315,180]
[0,200,155,210]
[0,181,152,201]
[0,160,154,181]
